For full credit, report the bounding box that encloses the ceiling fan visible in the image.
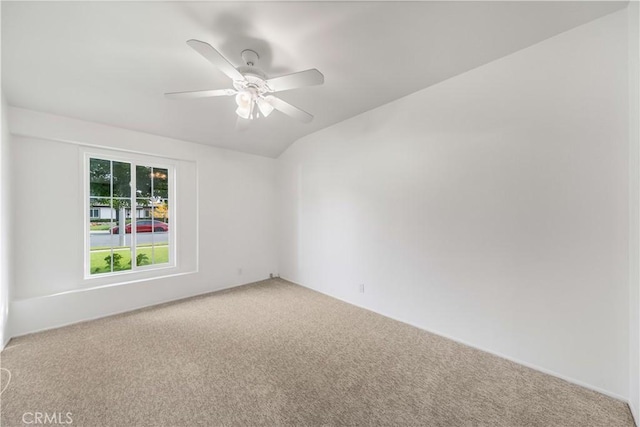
[166,40,324,128]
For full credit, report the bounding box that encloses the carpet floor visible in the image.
[0,279,634,426]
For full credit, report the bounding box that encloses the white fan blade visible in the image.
[186,39,244,82]
[266,69,324,93]
[269,96,313,123]
[236,116,251,131]
[165,88,236,99]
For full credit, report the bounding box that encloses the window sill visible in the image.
[84,263,176,281]
[81,264,196,292]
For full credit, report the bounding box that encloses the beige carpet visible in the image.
[0,279,634,426]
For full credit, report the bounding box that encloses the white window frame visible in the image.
[89,208,100,219]
[83,150,177,279]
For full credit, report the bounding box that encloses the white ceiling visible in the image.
[2,1,626,158]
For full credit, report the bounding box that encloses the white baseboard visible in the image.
[280,276,629,404]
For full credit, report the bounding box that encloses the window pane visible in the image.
[153,168,168,198]
[153,199,169,224]
[89,198,108,226]
[136,198,150,220]
[89,158,111,197]
[109,198,130,242]
[89,198,113,275]
[112,161,131,198]
[113,247,132,272]
[151,244,169,265]
[135,198,168,265]
[136,166,151,198]
[150,197,168,266]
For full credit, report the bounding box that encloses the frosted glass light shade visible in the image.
[257,97,274,117]
[236,105,251,119]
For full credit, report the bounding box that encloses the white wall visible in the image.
[7,108,278,336]
[0,1,9,349]
[629,0,640,422]
[0,1,10,347]
[0,97,11,349]
[278,10,629,399]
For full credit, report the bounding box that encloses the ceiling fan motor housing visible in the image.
[236,49,270,89]
[233,73,271,94]
[241,49,260,67]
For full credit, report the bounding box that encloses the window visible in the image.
[87,155,173,276]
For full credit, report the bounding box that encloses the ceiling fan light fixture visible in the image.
[257,97,274,117]
[235,90,254,119]
[235,91,252,108]
[235,105,251,120]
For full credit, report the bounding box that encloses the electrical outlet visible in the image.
[237,267,243,275]
[359,284,365,293]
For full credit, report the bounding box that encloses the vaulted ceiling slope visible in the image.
[2,1,627,158]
